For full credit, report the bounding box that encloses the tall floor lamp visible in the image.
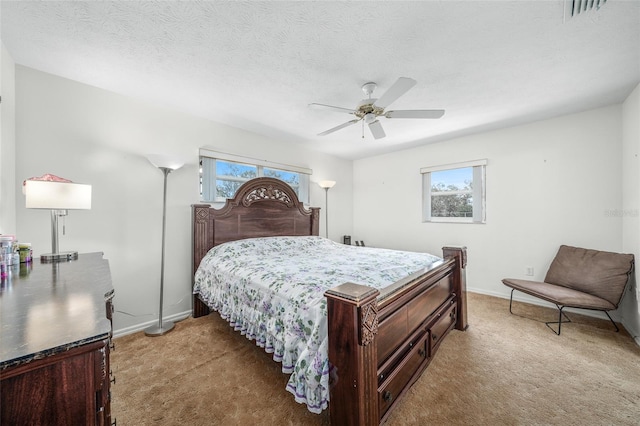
[145,155,184,337]
[318,180,336,238]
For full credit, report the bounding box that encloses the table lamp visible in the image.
[24,174,92,262]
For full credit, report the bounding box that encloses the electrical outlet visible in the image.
[525,267,534,276]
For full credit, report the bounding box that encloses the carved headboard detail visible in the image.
[243,185,293,207]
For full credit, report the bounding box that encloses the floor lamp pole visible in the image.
[145,166,175,336]
[324,187,330,238]
[318,180,336,239]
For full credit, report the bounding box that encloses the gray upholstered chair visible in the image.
[502,245,635,335]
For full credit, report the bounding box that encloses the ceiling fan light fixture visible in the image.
[364,112,377,124]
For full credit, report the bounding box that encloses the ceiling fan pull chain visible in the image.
[362,120,365,138]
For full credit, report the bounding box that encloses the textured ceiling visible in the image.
[2,1,639,160]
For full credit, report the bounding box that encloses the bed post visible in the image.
[325,283,380,426]
[443,246,468,331]
[192,204,212,318]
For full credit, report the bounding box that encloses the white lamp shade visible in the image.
[147,154,184,170]
[318,180,336,189]
[25,180,92,210]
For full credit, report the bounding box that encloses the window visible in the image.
[421,159,487,223]
[199,149,311,204]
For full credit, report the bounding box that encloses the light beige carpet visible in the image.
[111,293,640,425]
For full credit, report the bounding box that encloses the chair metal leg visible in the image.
[545,305,571,335]
[604,311,620,332]
[509,288,515,314]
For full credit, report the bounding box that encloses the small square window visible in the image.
[421,160,486,223]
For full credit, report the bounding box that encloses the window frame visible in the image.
[421,159,487,224]
[199,148,312,204]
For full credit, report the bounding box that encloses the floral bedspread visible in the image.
[193,236,441,414]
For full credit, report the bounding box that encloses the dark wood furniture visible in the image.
[192,177,467,425]
[0,252,115,426]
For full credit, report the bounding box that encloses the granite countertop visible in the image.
[0,252,113,370]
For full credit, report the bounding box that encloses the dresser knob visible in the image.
[432,334,438,341]
[419,348,426,358]
[383,391,393,403]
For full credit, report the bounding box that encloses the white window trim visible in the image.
[421,159,487,224]
[199,148,312,175]
[420,159,487,174]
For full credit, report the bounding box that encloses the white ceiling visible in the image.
[2,1,639,160]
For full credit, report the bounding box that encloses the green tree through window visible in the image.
[216,162,257,199]
[431,175,473,218]
[421,160,486,223]
[200,154,310,204]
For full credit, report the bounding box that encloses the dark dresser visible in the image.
[0,252,115,425]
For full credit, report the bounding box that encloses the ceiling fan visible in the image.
[309,77,444,140]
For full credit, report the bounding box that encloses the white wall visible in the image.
[0,43,16,234]
[13,66,353,336]
[9,64,638,341]
[621,83,640,343]
[354,104,627,315]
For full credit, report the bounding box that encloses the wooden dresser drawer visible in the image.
[429,298,457,356]
[377,331,429,419]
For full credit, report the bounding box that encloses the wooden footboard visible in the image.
[325,246,467,425]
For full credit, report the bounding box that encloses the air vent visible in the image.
[569,0,607,17]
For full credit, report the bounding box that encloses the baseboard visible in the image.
[621,319,640,346]
[113,310,192,339]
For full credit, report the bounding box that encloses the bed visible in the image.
[192,177,468,425]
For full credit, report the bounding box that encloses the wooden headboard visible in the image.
[192,177,320,274]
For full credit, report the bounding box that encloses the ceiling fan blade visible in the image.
[374,77,417,109]
[368,120,386,139]
[308,103,356,114]
[385,109,445,119]
[318,119,360,136]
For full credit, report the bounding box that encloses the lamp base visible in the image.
[144,321,175,337]
[41,251,79,263]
